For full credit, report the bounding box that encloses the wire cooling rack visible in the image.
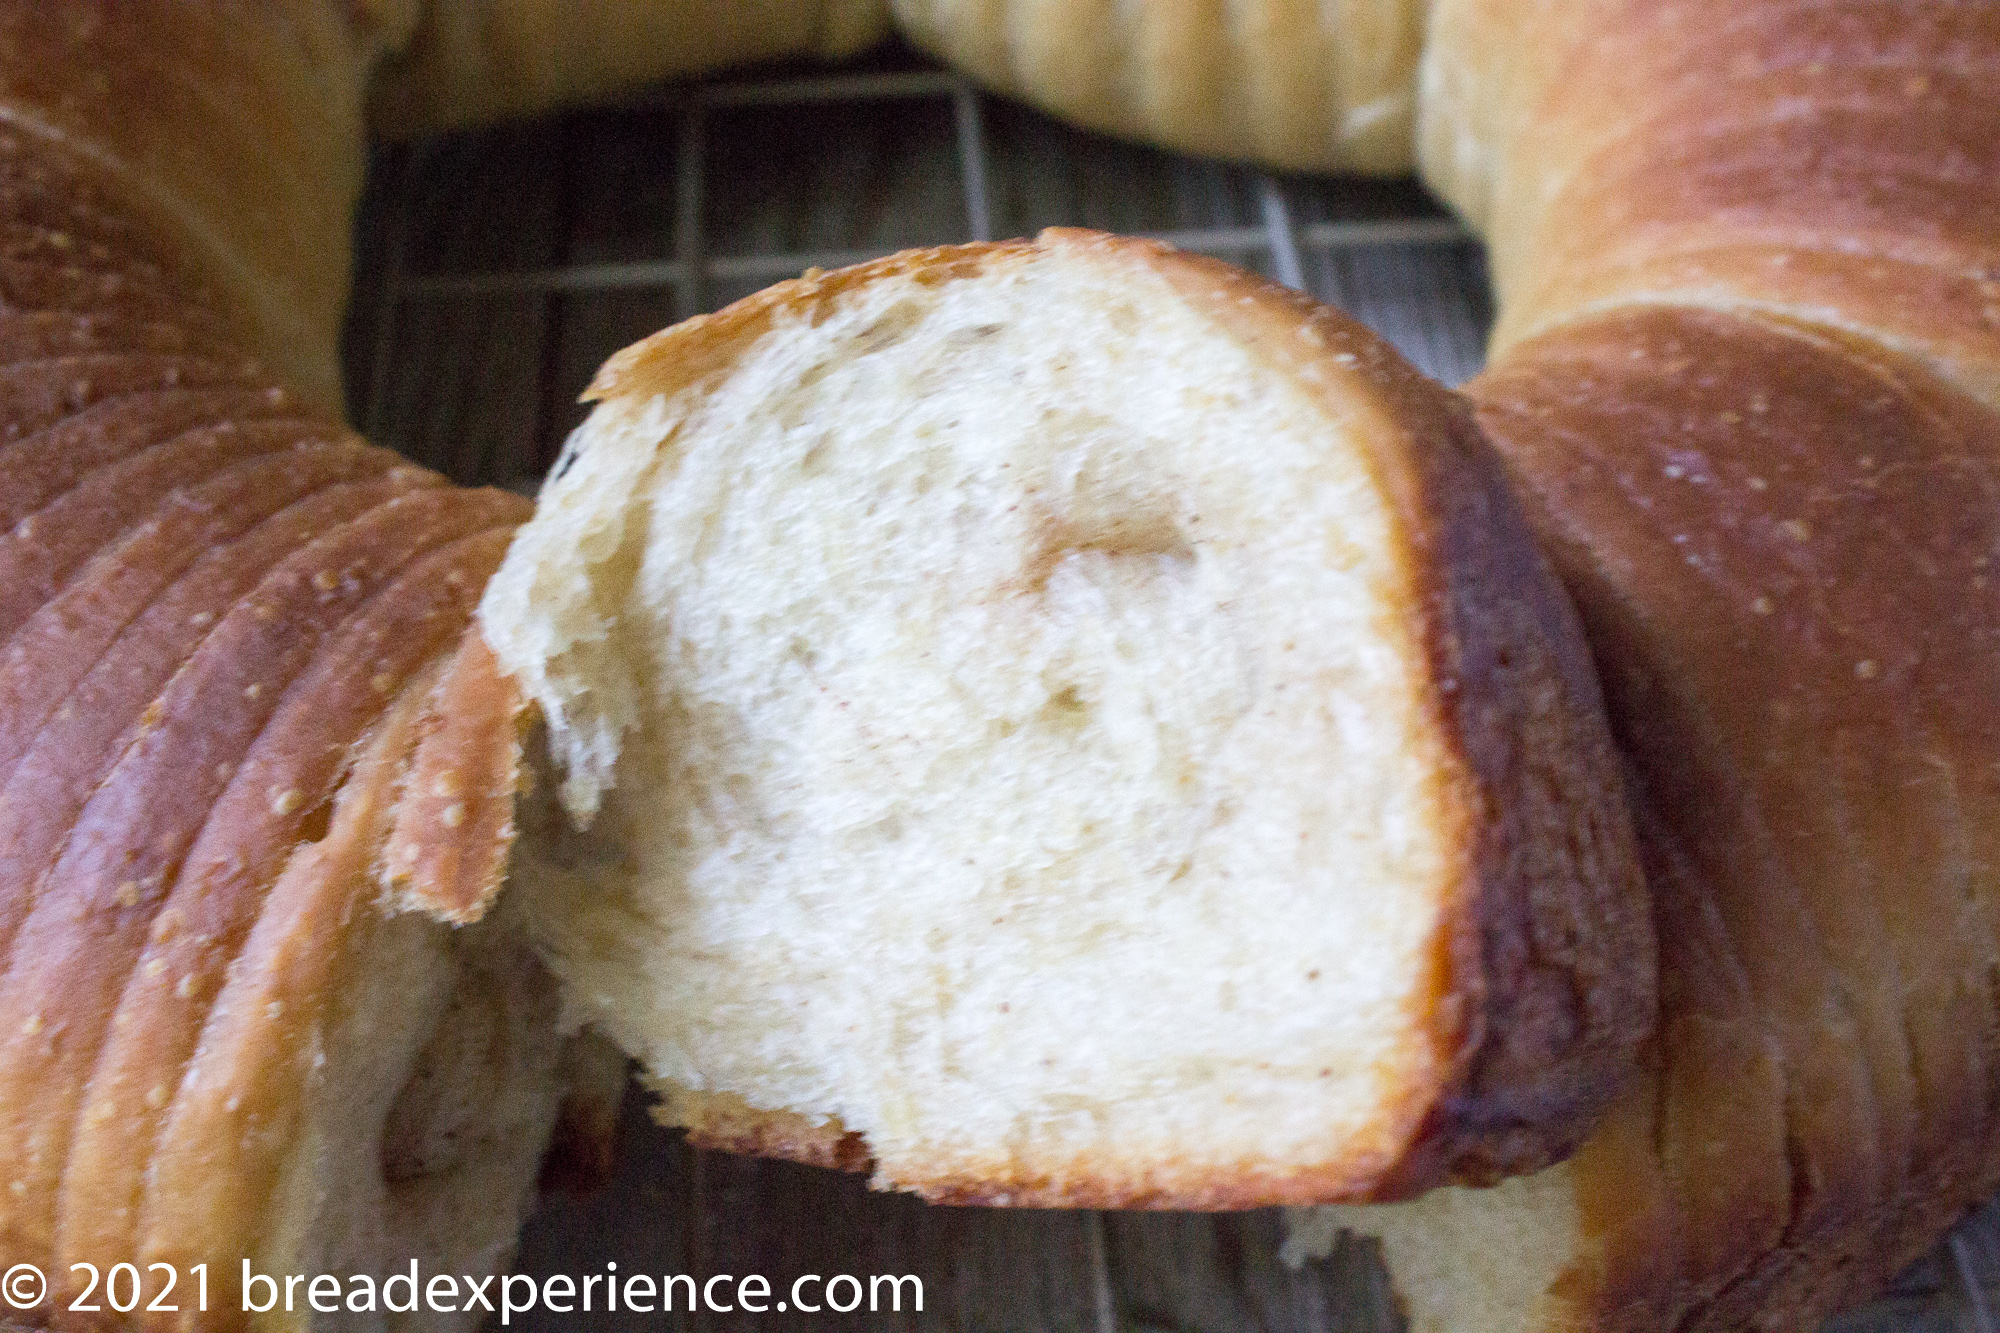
[342,43,2000,1333]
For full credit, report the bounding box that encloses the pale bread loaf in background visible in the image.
[367,0,890,136]
[365,0,1426,176]
[892,0,1427,174]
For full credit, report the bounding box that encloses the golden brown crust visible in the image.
[383,628,531,923]
[0,1,385,408]
[0,35,549,1316]
[0,418,354,636]
[663,1089,874,1177]
[1445,0,2000,404]
[1466,305,2000,1333]
[130,657,454,1325]
[1354,5,2000,1326]
[368,0,891,138]
[0,382,290,509]
[1121,230,1651,1196]
[585,240,1039,404]
[891,0,1421,174]
[0,494,524,1262]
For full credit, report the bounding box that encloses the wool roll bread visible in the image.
[890,0,1427,174]
[0,4,605,1328]
[6,0,1994,1330]
[478,228,1649,1208]
[1289,2,2000,1330]
[365,0,1425,175]
[367,0,891,137]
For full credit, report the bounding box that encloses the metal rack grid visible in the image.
[342,46,2000,1333]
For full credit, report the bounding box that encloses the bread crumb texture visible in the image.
[485,237,1499,1206]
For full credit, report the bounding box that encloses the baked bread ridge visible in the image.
[366,0,891,137]
[889,0,1425,175]
[1312,302,2000,1333]
[1418,0,2000,403]
[1274,4,2000,1329]
[483,227,1648,1209]
[363,0,1426,175]
[0,20,592,1328]
[0,0,408,413]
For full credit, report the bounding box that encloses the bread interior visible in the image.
[269,899,566,1333]
[1284,1165,1583,1331]
[490,248,1470,1200]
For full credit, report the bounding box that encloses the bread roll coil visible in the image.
[0,4,588,1326]
[1295,4,2000,1330]
[0,2,1988,1332]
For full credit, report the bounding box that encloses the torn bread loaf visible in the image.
[0,5,606,1327]
[481,228,1650,1208]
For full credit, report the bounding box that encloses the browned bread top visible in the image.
[1520,305,2000,1330]
[1425,0,2000,405]
[1336,297,2000,1333]
[890,0,1423,174]
[0,50,571,1313]
[1286,3,2000,1326]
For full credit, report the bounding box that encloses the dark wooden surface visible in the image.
[340,48,1996,1333]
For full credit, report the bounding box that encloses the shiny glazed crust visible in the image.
[1468,307,2000,1333]
[0,7,574,1326]
[580,228,1650,1208]
[1421,0,2000,401]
